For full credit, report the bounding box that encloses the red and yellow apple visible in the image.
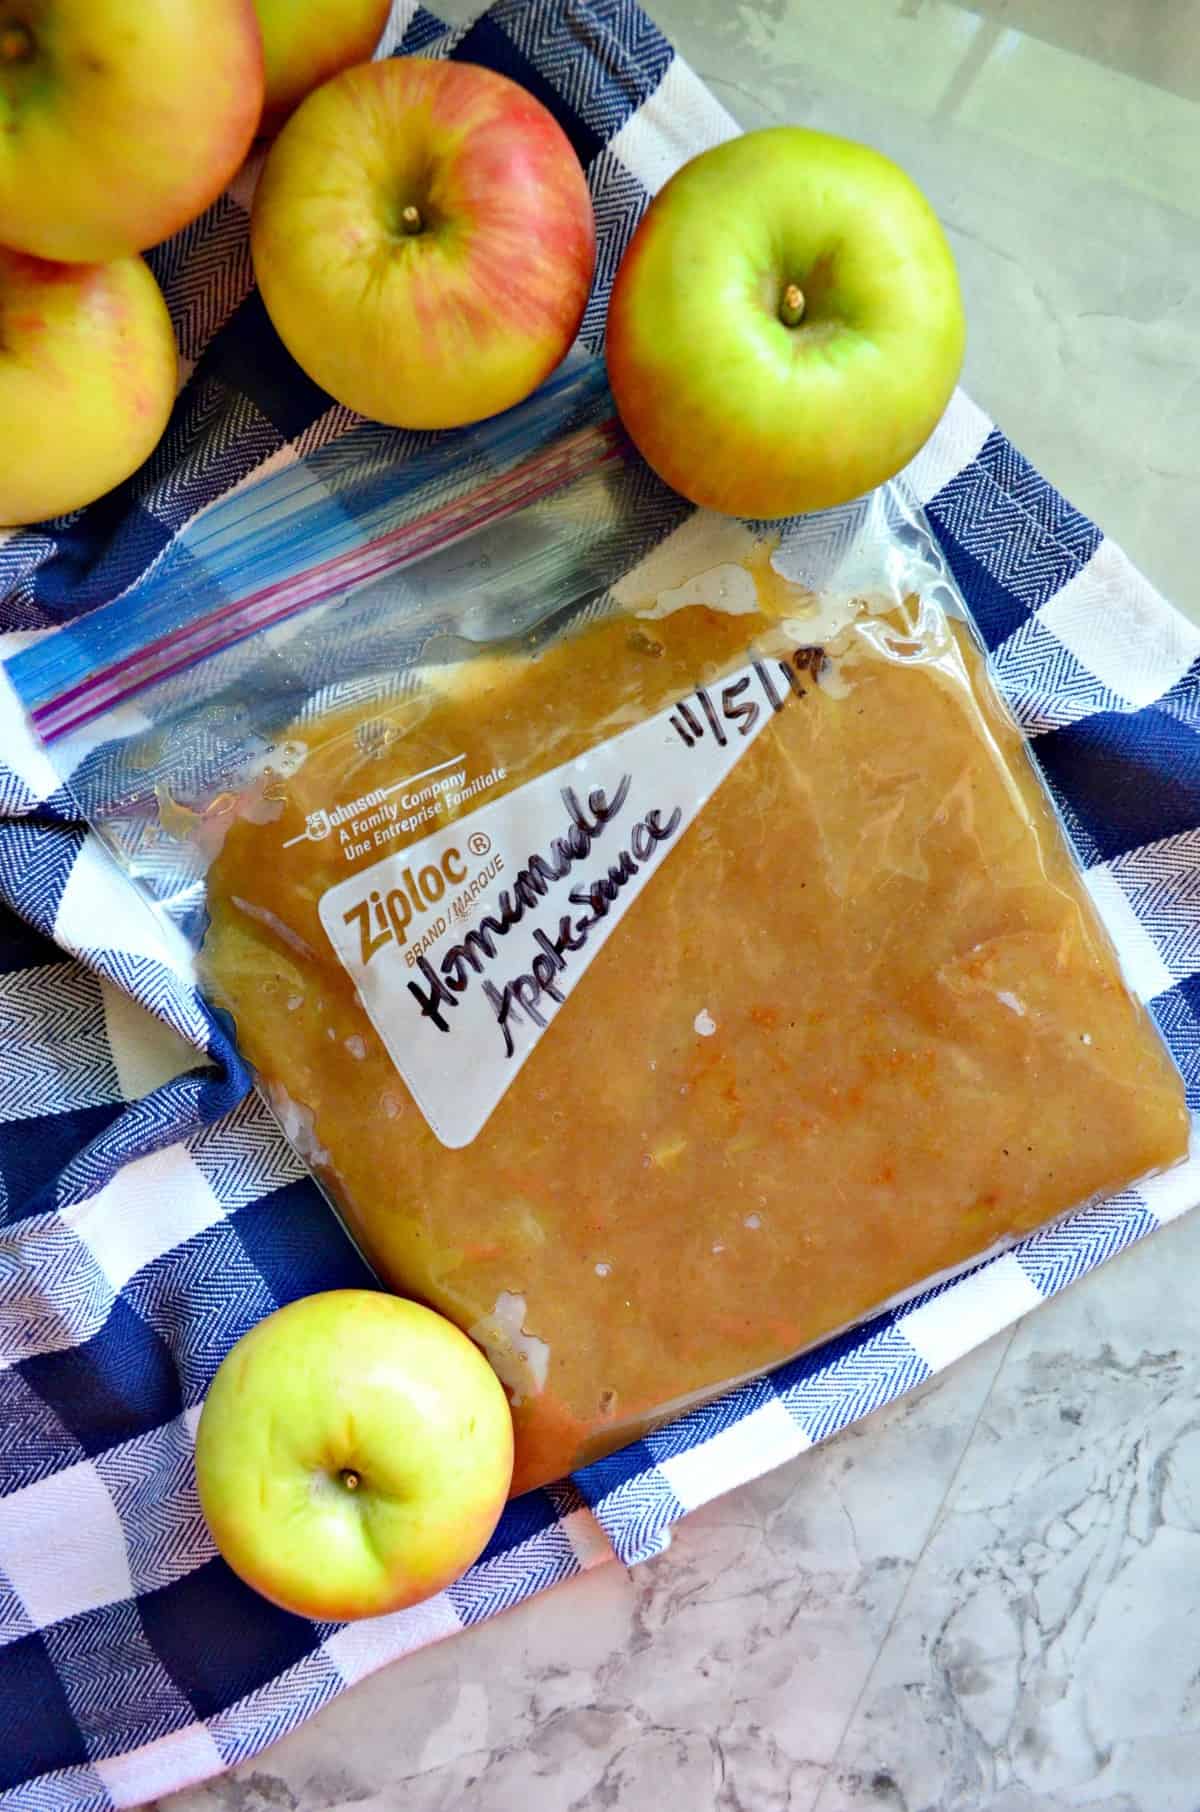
[0,0,263,263]
[0,248,177,527]
[254,0,393,138]
[606,127,966,518]
[194,1290,514,1621]
[251,57,596,429]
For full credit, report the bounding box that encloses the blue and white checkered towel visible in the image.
[2,3,1198,1806]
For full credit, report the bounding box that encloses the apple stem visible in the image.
[399,204,423,237]
[0,23,32,61]
[340,1468,361,1492]
[780,283,806,328]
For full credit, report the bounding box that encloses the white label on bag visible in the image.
[318,654,811,1148]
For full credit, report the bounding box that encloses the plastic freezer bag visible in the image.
[8,364,1187,1496]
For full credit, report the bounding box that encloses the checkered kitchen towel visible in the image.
[2,2,1199,1805]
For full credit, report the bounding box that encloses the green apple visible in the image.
[253,0,393,138]
[605,127,966,518]
[0,0,263,262]
[195,1290,514,1621]
[0,247,177,527]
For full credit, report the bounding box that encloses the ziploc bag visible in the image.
[7,359,1187,1496]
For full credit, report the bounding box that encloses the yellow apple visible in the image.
[254,0,393,138]
[0,247,177,528]
[195,1291,514,1621]
[0,0,264,262]
[607,127,966,517]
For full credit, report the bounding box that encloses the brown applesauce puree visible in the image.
[200,561,1188,1496]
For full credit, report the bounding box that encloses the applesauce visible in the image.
[200,573,1188,1495]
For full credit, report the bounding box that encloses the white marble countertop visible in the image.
[159,4,1200,1808]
